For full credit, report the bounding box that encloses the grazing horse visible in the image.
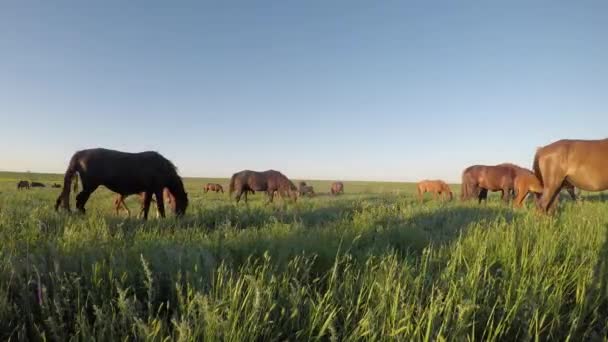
[534,138,608,213]
[417,180,453,201]
[55,148,188,219]
[496,163,543,207]
[204,183,224,193]
[298,181,315,197]
[114,188,174,217]
[330,182,344,195]
[51,183,62,188]
[461,165,515,203]
[17,180,30,190]
[229,170,298,204]
[30,182,45,188]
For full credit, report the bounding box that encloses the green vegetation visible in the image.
[0,172,607,340]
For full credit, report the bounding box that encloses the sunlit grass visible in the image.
[0,172,606,340]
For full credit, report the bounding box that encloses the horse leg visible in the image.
[478,188,488,204]
[267,190,274,204]
[75,186,97,214]
[141,192,153,220]
[567,186,577,201]
[155,190,166,218]
[539,181,564,214]
[501,188,510,203]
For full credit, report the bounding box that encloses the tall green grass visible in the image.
[0,172,607,340]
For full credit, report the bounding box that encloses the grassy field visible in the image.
[1,171,607,341]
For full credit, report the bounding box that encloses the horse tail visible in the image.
[229,175,236,195]
[55,154,80,211]
[460,173,467,201]
[533,148,543,186]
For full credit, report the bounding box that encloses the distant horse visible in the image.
[330,182,344,195]
[31,182,45,188]
[461,165,515,203]
[55,148,188,219]
[17,180,30,190]
[204,183,224,193]
[51,183,62,188]
[298,181,315,197]
[417,180,453,201]
[229,170,298,204]
[114,188,173,217]
[534,138,608,213]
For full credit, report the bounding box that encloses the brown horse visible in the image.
[298,181,315,197]
[534,138,608,213]
[31,182,45,188]
[17,180,30,190]
[417,180,453,201]
[496,163,543,207]
[114,188,174,217]
[204,183,224,193]
[51,183,62,188]
[55,148,188,219]
[330,181,344,195]
[229,170,298,204]
[461,165,515,203]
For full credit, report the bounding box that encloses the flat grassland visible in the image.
[1,172,607,341]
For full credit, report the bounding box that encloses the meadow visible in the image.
[1,171,607,341]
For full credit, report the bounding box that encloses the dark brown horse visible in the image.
[114,188,174,217]
[298,181,315,197]
[330,182,344,195]
[51,183,62,188]
[204,183,224,193]
[461,165,515,203]
[17,180,30,190]
[534,138,608,213]
[31,182,45,188]
[55,148,188,219]
[229,170,298,204]
[417,180,453,201]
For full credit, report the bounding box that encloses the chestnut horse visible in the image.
[204,183,224,193]
[17,180,30,190]
[229,170,298,204]
[55,148,188,219]
[417,180,453,201]
[497,163,543,207]
[534,138,608,213]
[461,165,515,203]
[114,188,174,217]
[330,182,344,195]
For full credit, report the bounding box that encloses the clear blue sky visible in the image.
[1,1,606,182]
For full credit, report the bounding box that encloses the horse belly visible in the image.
[567,173,608,192]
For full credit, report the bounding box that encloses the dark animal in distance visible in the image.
[229,170,298,204]
[114,188,174,217]
[30,182,45,188]
[17,180,30,190]
[534,138,608,213]
[54,148,188,219]
[330,182,344,195]
[298,181,315,197]
[51,183,61,188]
[417,180,453,201]
[461,165,515,203]
[204,183,224,193]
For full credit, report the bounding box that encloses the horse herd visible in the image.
[418,138,608,213]
[14,138,608,220]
